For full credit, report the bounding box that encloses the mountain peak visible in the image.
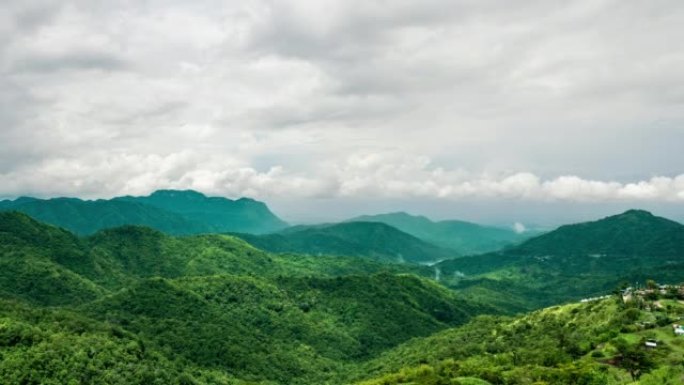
[149,189,208,200]
[511,209,684,257]
[619,209,654,218]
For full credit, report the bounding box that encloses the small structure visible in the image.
[645,339,658,348]
[673,324,684,336]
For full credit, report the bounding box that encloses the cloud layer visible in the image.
[2,151,683,204]
[1,0,684,220]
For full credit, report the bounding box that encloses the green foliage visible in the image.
[0,299,248,385]
[0,212,484,384]
[511,209,684,257]
[351,211,535,255]
[2,211,683,385]
[0,198,208,236]
[82,273,481,384]
[234,221,457,264]
[0,189,287,236]
[117,189,288,234]
[353,298,679,385]
[613,338,656,380]
[438,210,684,310]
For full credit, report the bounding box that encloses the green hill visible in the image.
[354,295,684,384]
[0,189,287,236]
[0,197,208,235]
[233,221,458,264]
[0,212,489,384]
[117,189,288,234]
[351,212,533,255]
[0,210,429,300]
[0,298,248,385]
[84,273,483,384]
[0,212,104,306]
[438,210,684,309]
[2,210,684,384]
[511,209,684,258]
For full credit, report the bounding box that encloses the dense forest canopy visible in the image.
[1,209,683,384]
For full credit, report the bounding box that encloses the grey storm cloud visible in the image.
[1,0,684,223]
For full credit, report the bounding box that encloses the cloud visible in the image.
[2,150,683,205]
[0,0,683,221]
[513,222,527,234]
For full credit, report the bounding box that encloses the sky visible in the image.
[1,0,684,225]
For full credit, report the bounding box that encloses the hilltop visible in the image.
[233,221,458,264]
[351,212,533,254]
[116,189,288,234]
[0,189,287,235]
[511,209,684,257]
[438,210,684,309]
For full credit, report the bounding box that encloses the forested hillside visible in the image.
[116,189,288,234]
[354,293,684,384]
[1,210,683,384]
[350,212,533,255]
[233,221,457,264]
[0,189,287,236]
[0,211,486,384]
[437,210,684,310]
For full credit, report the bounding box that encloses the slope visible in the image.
[0,189,288,236]
[117,189,288,234]
[0,298,249,385]
[83,273,485,384]
[233,221,457,264]
[355,294,684,384]
[0,212,104,306]
[438,210,684,309]
[351,212,532,254]
[0,196,209,235]
[0,213,494,385]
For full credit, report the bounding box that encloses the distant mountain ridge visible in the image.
[117,189,288,234]
[233,221,458,264]
[0,189,287,235]
[350,212,533,255]
[437,209,684,308]
[510,209,684,257]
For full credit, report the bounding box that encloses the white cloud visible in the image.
[513,222,527,234]
[1,0,684,220]
[2,150,683,205]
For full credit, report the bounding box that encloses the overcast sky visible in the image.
[2,0,684,225]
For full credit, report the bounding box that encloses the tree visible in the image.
[614,339,655,381]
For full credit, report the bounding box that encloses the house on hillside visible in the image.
[673,324,684,336]
[645,339,658,348]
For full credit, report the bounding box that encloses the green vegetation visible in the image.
[0,211,486,384]
[234,221,457,264]
[438,210,684,310]
[0,299,247,385]
[117,189,288,234]
[1,209,683,384]
[351,212,535,255]
[353,295,684,385]
[0,189,287,236]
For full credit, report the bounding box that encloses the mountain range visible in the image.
[0,189,288,235]
[1,205,683,384]
[232,221,458,264]
[0,210,488,384]
[350,212,535,255]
